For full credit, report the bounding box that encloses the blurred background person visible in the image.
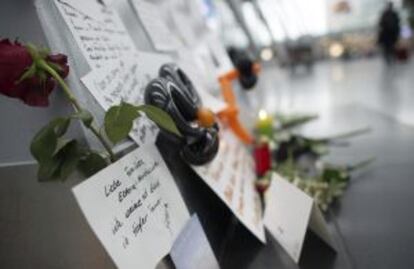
[378,2,401,64]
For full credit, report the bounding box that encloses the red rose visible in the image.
[0,39,69,107]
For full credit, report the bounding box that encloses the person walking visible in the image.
[378,2,400,64]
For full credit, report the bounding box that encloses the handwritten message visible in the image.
[130,0,181,51]
[73,144,190,269]
[205,33,234,76]
[170,11,198,47]
[54,0,137,69]
[193,129,266,242]
[81,52,172,146]
[176,50,226,113]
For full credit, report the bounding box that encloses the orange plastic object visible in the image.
[197,107,215,128]
[253,63,261,75]
[217,64,261,145]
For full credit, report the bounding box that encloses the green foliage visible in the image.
[276,113,318,130]
[136,105,181,137]
[321,167,349,184]
[31,117,91,181]
[30,116,79,181]
[268,112,374,211]
[105,102,141,145]
[53,140,81,181]
[105,102,181,145]
[72,109,93,128]
[78,151,108,177]
[31,101,181,182]
[30,117,70,163]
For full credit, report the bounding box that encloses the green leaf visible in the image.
[72,109,93,128]
[54,140,81,181]
[30,117,70,162]
[37,139,81,182]
[137,105,181,137]
[104,102,140,144]
[53,139,72,156]
[78,151,108,177]
[53,118,71,137]
[310,143,329,156]
[37,158,61,182]
[31,125,57,162]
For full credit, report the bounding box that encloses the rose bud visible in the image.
[0,39,69,107]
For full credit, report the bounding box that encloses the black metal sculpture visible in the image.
[145,63,219,165]
[227,47,258,90]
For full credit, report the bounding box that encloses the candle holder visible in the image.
[256,109,274,139]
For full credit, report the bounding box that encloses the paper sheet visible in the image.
[170,11,198,47]
[264,173,335,263]
[130,0,181,51]
[205,33,234,76]
[192,44,223,93]
[170,215,219,269]
[54,0,137,69]
[193,129,266,243]
[72,143,190,269]
[81,52,172,146]
[176,50,226,113]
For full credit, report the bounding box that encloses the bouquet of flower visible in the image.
[253,111,373,210]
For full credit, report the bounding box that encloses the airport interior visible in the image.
[1,0,414,268]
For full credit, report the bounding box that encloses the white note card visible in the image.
[54,0,137,69]
[170,11,198,47]
[81,52,172,146]
[264,173,335,263]
[170,215,220,269]
[130,0,181,51]
[193,128,266,243]
[73,144,190,269]
[176,51,226,113]
[205,33,234,76]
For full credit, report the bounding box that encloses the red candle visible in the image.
[254,142,271,177]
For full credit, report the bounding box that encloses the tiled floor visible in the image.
[258,57,414,126]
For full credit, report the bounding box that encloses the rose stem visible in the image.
[38,60,116,162]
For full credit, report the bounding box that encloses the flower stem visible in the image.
[313,127,371,143]
[347,157,375,172]
[38,60,116,162]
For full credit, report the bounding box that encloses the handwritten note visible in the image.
[170,11,198,47]
[54,0,137,69]
[192,44,223,93]
[176,50,226,113]
[193,128,266,242]
[130,0,181,51]
[81,52,172,146]
[264,173,335,263]
[73,144,190,269]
